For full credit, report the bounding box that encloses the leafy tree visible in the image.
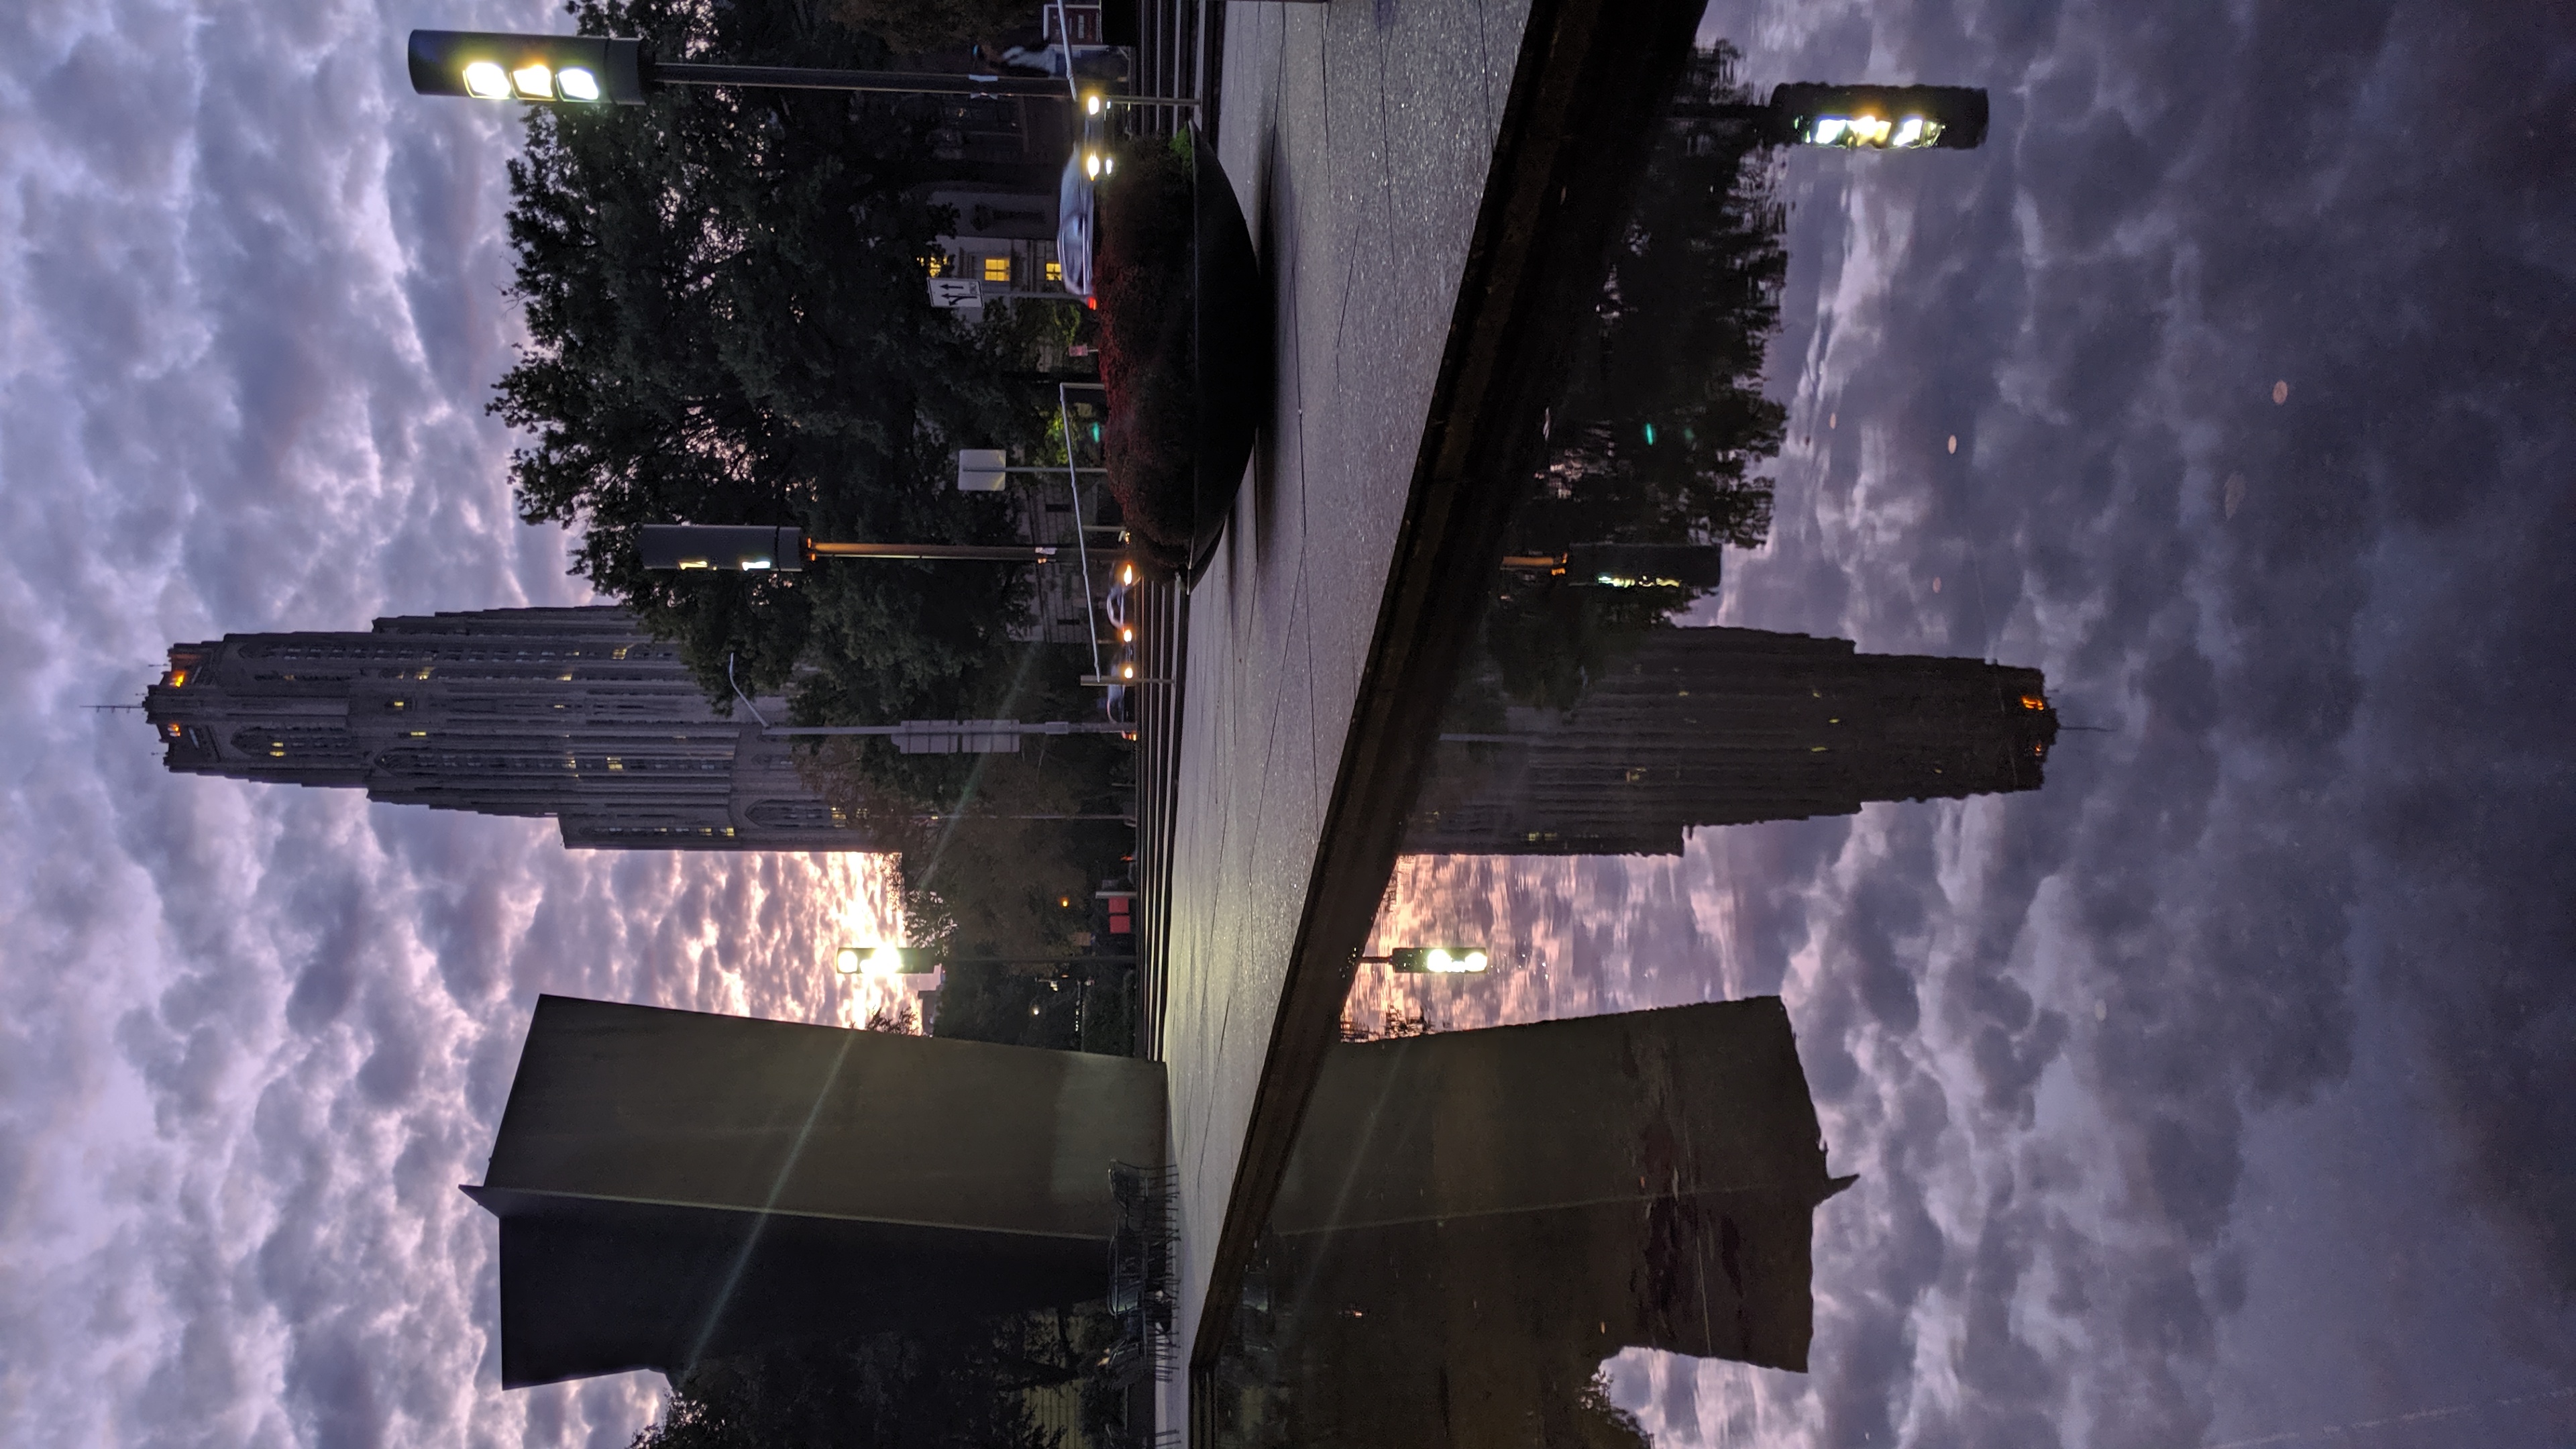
[631,1318,1076,1449]
[496,0,1049,718]
[834,0,1036,59]
[800,644,1134,967]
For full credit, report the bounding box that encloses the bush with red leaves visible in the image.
[1093,138,1199,572]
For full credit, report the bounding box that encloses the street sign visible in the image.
[957,447,1009,490]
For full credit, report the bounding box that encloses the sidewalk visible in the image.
[1157,0,1538,1402]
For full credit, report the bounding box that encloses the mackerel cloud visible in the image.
[1356,1,2576,1444]
[0,3,904,1446]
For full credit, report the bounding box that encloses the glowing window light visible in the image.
[462,61,513,99]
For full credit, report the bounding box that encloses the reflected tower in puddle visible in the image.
[1404,625,2059,856]
[1228,998,1847,1444]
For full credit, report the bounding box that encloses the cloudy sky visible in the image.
[1357,0,2575,1444]
[0,3,906,1446]
[5,0,2572,1446]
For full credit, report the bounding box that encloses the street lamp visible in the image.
[639,523,1055,570]
[1768,84,1988,150]
[1380,947,1491,973]
[1669,83,1990,152]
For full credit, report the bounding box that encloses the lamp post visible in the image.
[835,946,1139,976]
[1364,947,1493,973]
[638,523,1053,571]
[955,449,1108,492]
[408,29,1197,107]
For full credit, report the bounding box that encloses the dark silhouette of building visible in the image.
[144,607,873,850]
[1404,626,2059,855]
[467,996,1165,1386]
[1240,998,1850,1440]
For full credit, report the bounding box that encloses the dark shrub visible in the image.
[1095,138,1197,570]
[1094,131,1270,578]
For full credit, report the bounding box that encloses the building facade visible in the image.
[144,606,879,850]
[926,182,1072,319]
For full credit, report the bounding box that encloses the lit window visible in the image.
[1044,260,1063,283]
[982,256,1012,284]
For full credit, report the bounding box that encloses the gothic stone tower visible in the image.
[144,607,873,850]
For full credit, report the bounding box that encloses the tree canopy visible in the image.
[630,1320,1080,1449]
[496,0,1048,718]
[1479,42,1792,712]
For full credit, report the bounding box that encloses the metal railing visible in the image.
[1107,1161,1180,1383]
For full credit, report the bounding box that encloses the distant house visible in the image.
[926,184,1071,319]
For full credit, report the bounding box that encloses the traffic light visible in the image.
[408,31,648,105]
[639,525,806,572]
[1768,84,1988,150]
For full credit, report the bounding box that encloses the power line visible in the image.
[2202,1385,2576,1448]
